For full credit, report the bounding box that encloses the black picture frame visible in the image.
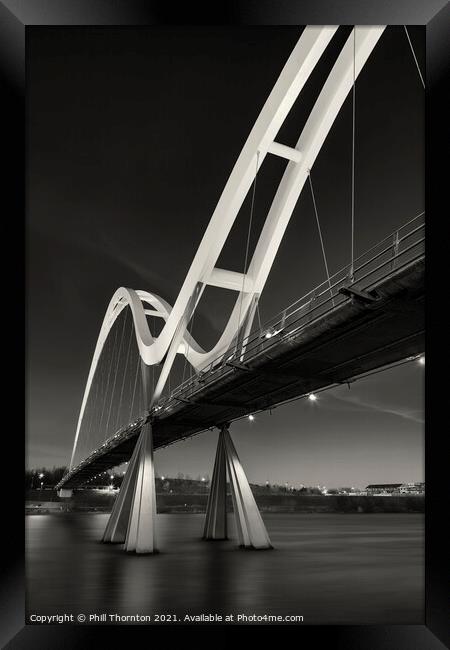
[1,1,448,647]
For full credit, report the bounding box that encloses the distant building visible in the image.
[365,482,425,496]
[365,483,402,495]
[398,482,425,495]
[336,487,358,495]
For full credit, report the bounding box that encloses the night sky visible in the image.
[26,26,424,487]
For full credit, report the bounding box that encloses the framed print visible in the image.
[1,1,448,647]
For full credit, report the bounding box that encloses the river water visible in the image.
[26,513,424,624]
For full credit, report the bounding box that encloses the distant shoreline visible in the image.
[25,490,424,515]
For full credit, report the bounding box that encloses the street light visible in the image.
[248,414,255,421]
[418,355,425,366]
[308,393,317,402]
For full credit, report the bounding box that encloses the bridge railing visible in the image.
[158,212,424,412]
[56,417,147,488]
[57,212,424,488]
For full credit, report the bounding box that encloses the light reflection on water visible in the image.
[26,513,424,624]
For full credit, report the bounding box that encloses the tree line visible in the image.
[25,467,325,495]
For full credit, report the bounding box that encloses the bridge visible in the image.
[56,26,425,554]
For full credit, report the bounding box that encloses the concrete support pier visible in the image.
[204,425,272,550]
[102,429,143,544]
[103,424,158,553]
[203,427,228,540]
[124,422,158,553]
[57,489,73,498]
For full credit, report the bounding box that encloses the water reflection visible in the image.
[26,513,424,624]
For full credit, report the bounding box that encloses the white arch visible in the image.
[70,26,385,469]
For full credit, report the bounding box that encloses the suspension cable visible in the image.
[403,26,425,89]
[152,362,155,398]
[128,336,135,416]
[350,26,356,280]
[98,326,117,440]
[80,341,101,466]
[236,151,259,353]
[115,309,132,431]
[256,297,262,332]
[95,339,106,452]
[129,346,140,421]
[105,310,127,436]
[307,170,333,302]
[182,308,197,384]
[138,355,143,415]
[84,368,99,461]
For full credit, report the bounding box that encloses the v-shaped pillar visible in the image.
[102,426,143,544]
[103,360,157,553]
[102,422,158,553]
[203,425,272,549]
[124,422,158,553]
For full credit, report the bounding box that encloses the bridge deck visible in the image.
[60,254,424,489]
